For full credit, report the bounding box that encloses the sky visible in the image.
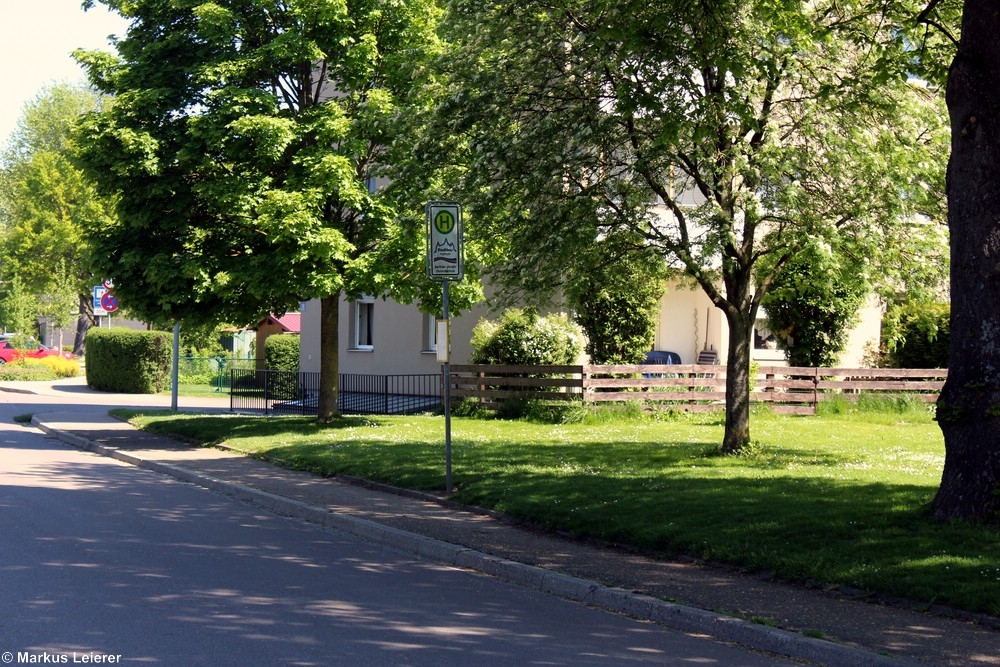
[0,0,128,148]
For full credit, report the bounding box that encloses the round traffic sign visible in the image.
[100,292,119,313]
[102,278,115,290]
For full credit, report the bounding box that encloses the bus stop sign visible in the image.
[426,201,464,281]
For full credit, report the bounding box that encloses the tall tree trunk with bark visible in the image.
[317,294,341,422]
[722,308,754,454]
[933,1,1000,523]
[718,260,757,455]
[73,294,93,356]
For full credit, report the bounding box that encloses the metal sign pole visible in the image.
[443,280,452,495]
[171,322,180,411]
[426,200,463,496]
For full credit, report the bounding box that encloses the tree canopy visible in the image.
[440,0,951,452]
[73,0,479,418]
[0,83,114,352]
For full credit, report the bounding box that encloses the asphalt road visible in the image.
[0,386,799,666]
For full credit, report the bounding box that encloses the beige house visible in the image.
[299,296,485,376]
[654,282,881,369]
[298,283,881,375]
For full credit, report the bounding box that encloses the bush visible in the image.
[177,356,217,385]
[86,328,172,393]
[566,238,665,365]
[265,334,299,372]
[470,309,583,365]
[0,364,57,382]
[760,241,869,367]
[263,334,300,400]
[884,301,950,368]
[27,356,80,378]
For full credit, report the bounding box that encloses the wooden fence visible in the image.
[449,364,948,415]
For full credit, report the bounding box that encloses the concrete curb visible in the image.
[32,416,923,667]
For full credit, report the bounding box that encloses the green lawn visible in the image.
[116,402,1000,617]
[171,382,231,397]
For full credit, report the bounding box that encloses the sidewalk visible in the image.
[14,384,999,667]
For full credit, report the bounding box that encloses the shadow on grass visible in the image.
[117,411,388,444]
[115,410,997,615]
[452,466,997,615]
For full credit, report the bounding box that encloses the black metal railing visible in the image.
[339,373,442,414]
[229,369,441,416]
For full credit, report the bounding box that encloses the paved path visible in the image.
[7,379,999,667]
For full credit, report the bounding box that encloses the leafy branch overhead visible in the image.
[441,0,951,452]
[72,0,480,420]
[72,0,478,329]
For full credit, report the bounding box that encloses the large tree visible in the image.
[0,83,113,354]
[442,0,949,452]
[73,0,476,419]
[933,0,1000,523]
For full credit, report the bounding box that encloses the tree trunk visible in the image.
[933,0,1000,523]
[722,308,754,454]
[73,293,93,356]
[316,293,341,422]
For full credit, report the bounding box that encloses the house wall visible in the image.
[654,284,724,364]
[301,283,883,374]
[299,296,490,376]
[839,299,881,367]
[655,280,881,368]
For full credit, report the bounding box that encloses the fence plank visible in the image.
[586,391,726,402]
[451,364,581,374]
[447,364,948,413]
[452,376,583,389]
[817,380,945,391]
[452,389,578,401]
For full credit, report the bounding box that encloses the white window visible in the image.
[353,297,374,350]
[752,313,785,363]
[754,319,778,350]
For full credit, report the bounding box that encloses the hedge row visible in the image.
[265,334,300,373]
[86,328,172,393]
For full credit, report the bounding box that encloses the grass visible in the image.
[114,400,1000,617]
[171,382,231,397]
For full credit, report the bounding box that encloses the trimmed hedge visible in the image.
[86,328,172,393]
[265,334,299,372]
[264,334,300,400]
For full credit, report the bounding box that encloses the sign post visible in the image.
[92,286,108,318]
[426,201,464,495]
[93,283,119,328]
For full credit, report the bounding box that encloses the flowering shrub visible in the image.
[26,356,80,378]
[470,309,583,365]
[0,356,80,381]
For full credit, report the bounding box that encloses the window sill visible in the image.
[752,349,786,363]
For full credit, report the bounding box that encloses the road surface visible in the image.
[0,385,797,666]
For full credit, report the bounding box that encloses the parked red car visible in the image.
[24,343,77,361]
[0,341,76,364]
[0,343,18,364]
